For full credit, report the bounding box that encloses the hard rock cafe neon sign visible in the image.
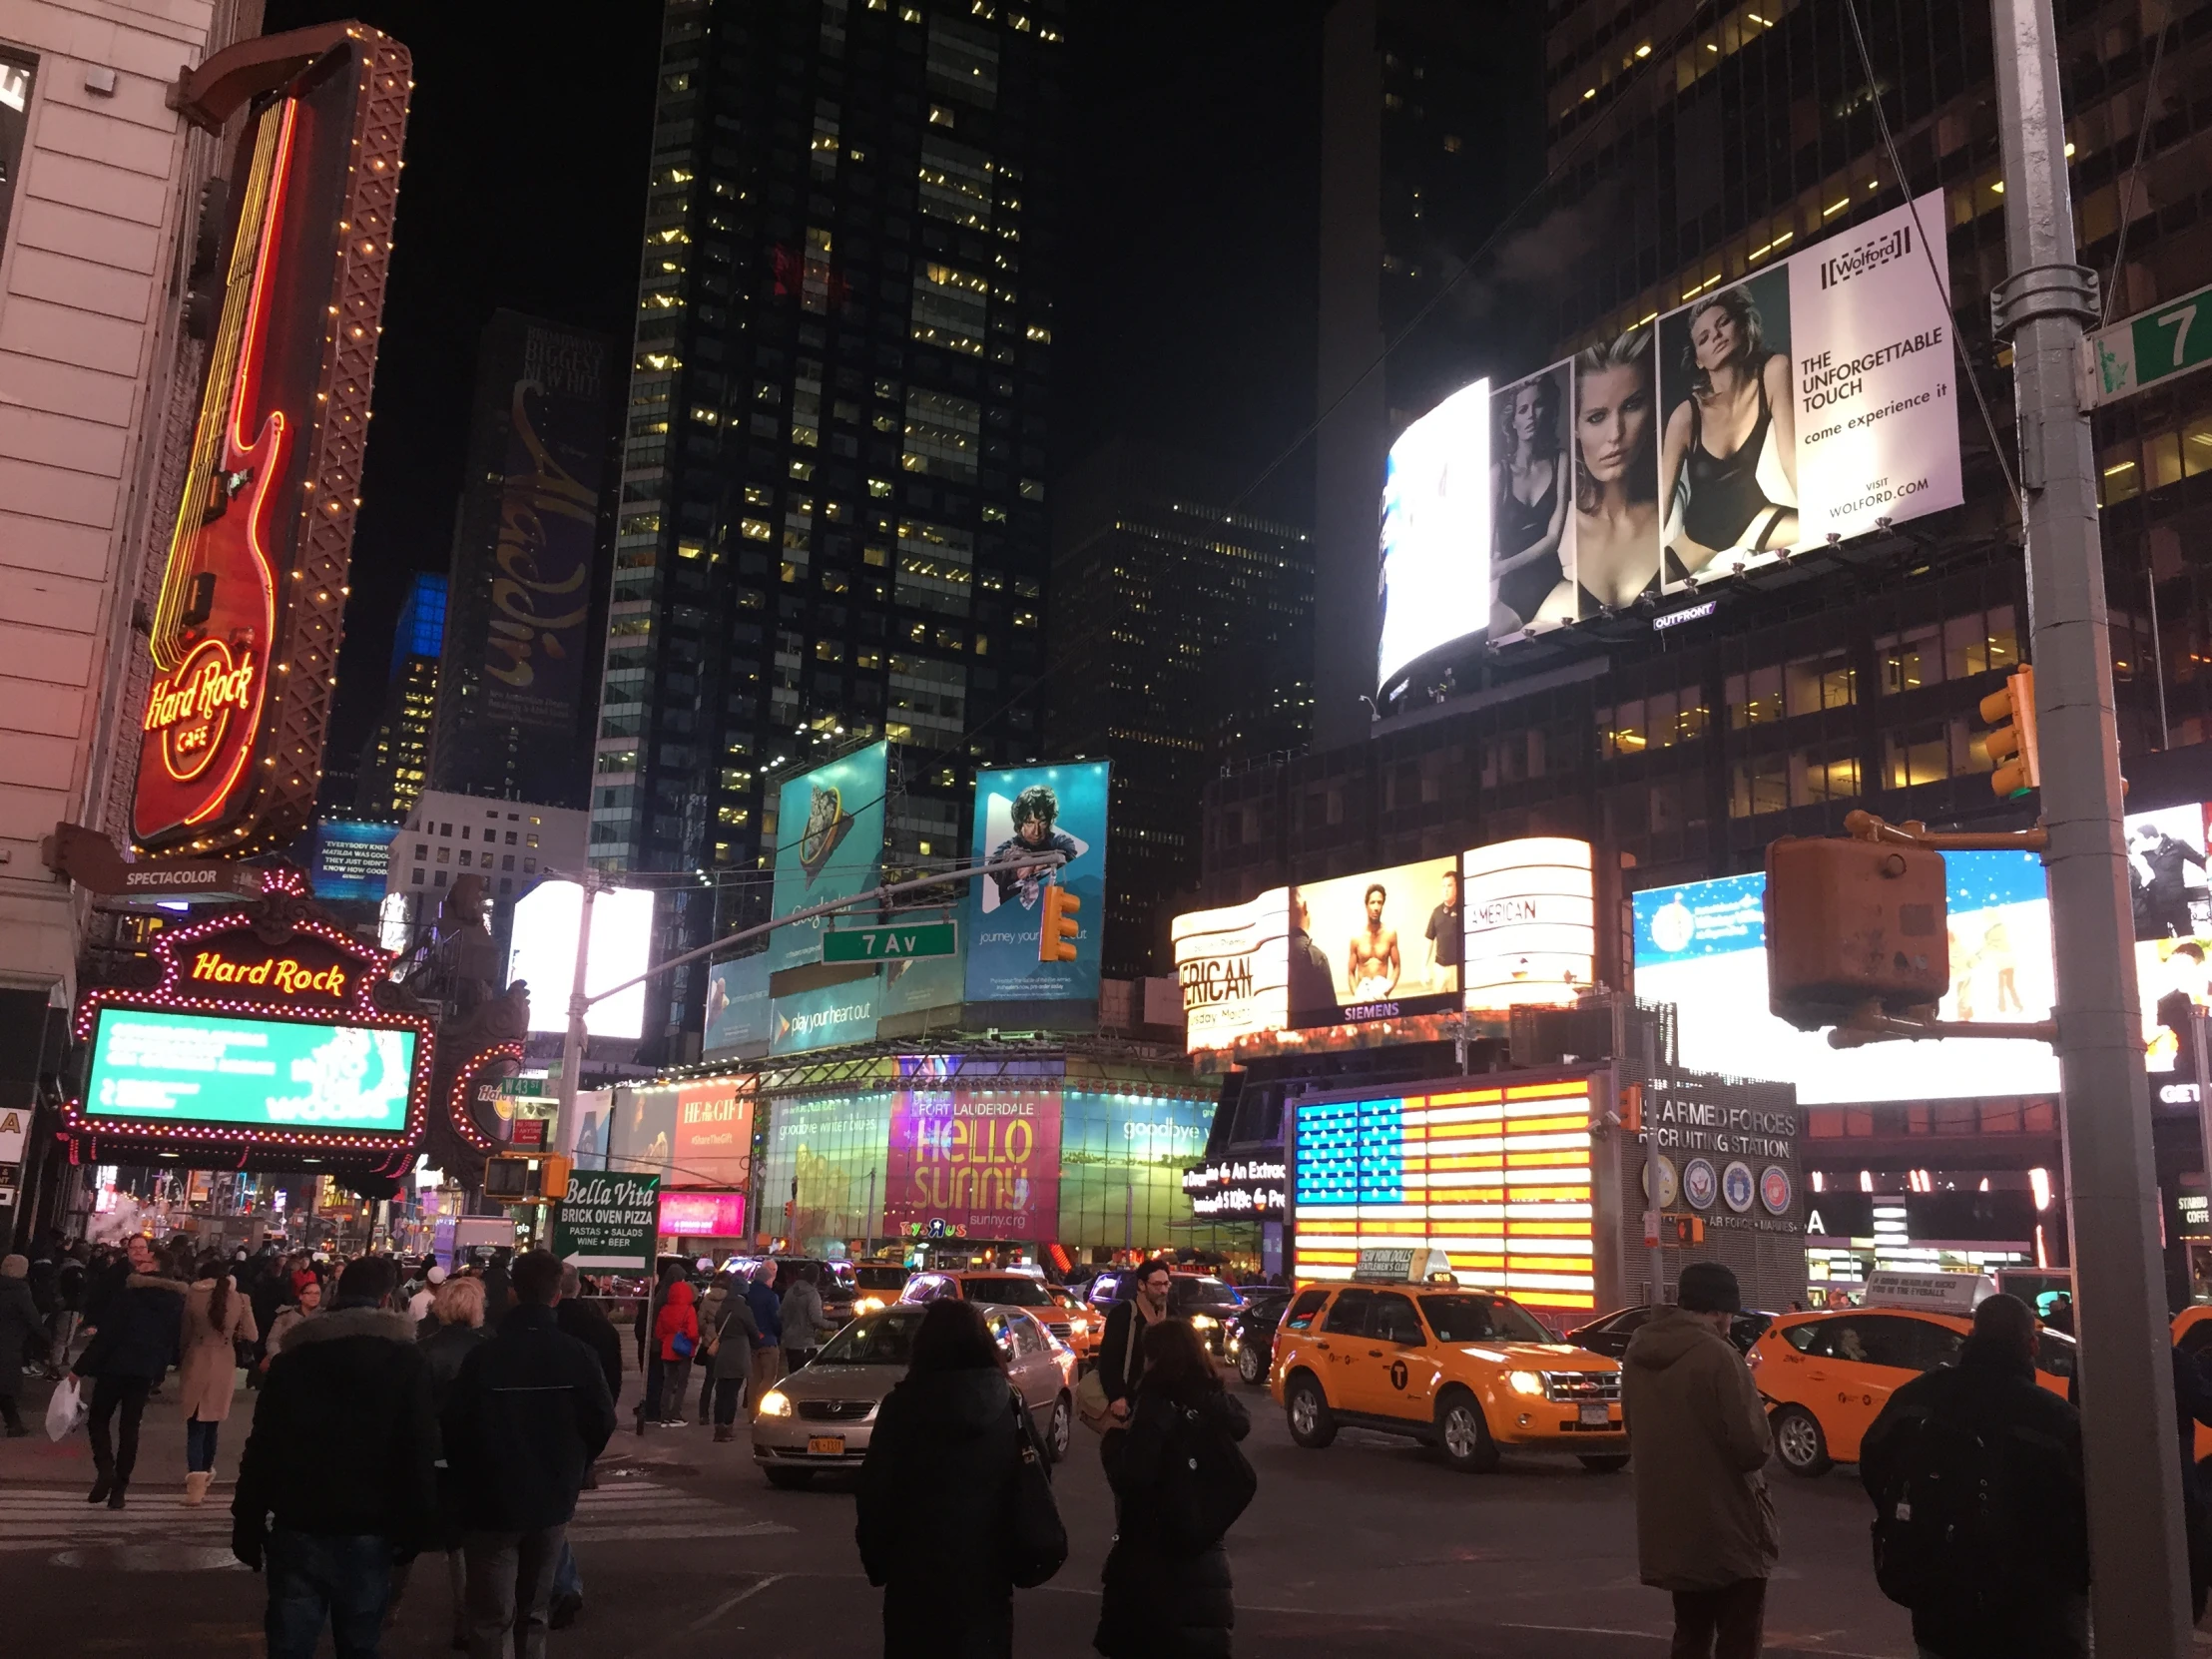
[127,29,411,859]
[144,637,258,784]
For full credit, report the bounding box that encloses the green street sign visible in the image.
[550,1171,660,1271]
[2083,281,2212,406]
[821,920,957,963]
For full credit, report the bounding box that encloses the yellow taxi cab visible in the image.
[1268,1249,1626,1474]
[1752,1274,2075,1478]
[1044,1285,1105,1363]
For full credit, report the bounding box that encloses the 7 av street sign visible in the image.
[2081,279,2212,407]
[822,920,957,963]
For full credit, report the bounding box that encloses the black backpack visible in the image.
[1869,1397,2015,1613]
[1154,1399,1258,1556]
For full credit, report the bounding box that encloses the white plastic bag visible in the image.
[45,1376,86,1442]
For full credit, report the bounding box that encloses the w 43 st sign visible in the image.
[2082,281,2212,406]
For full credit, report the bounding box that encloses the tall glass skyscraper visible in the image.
[594,0,1065,1055]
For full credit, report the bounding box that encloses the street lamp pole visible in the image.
[553,871,600,1174]
[1992,1,2191,1649]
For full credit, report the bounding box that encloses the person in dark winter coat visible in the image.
[1095,1318,1254,1659]
[745,1262,785,1409]
[388,1274,488,1648]
[71,1235,187,1508]
[550,1265,624,1628]
[443,1250,616,1659]
[1621,1263,1778,1659]
[0,1255,41,1434]
[857,1299,1047,1659]
[696,1276,761,1441]
[554,1267,623,1405]
[1860,1293,2089,1659]
[233,1255,441,1659]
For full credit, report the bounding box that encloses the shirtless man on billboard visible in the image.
[1346,883,1401,1001]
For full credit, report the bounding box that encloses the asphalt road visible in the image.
[0,1364,1960,1658]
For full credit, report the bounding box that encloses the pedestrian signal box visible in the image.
[1037,884,1081,963]
[1764,836,1949,1031]
[484,1153,571,1203]
[1979,665,2040,799]
[1658,1215,1705,1247]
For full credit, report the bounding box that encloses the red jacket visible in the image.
[655,1281,699,1362]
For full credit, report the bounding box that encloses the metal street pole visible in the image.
[1641,1012,1667,1306]
[554,872,599,1175]
[1991,3,2191,1650]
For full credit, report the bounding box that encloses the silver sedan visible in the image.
[750,1301,1077,1488]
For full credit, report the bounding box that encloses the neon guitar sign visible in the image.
[131,30,411,859]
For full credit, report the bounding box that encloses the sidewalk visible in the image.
[2,1374,240,1494]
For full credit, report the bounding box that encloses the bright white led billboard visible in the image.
[1377,376,1489,692]
[1378,193,1963,695]
[507,880,656,1040]
[1173,887,1290,1054]
[1633,852,2058,1104]
[1461,836,1594,1008]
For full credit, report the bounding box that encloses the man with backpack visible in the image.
[1859,1292,2088,1659]
[1621,1262,1779,1659]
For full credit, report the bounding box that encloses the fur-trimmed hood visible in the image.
[279,1305,414,1350]
[125,1273,189,1295]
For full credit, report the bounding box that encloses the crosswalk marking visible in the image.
[0,1480,788,1553]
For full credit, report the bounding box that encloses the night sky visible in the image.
[263,1,1326,766]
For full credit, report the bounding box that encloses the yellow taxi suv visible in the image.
[1269,1261,1626,1474]
[1751,1302,2075,1477]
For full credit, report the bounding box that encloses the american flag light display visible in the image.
[1292,1076,1598,1313]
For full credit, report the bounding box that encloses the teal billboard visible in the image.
[769,974,882,1056]
[769,741,889,971]
[703,952,773,1058]
[963,762,1110,1004]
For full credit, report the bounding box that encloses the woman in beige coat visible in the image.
[178,1252,257,1505]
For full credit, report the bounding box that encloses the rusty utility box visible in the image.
[1764,836,1949,1031]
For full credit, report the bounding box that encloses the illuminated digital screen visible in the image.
[1292,1077,1598,1314]
[1634,852,2058,1105]
[83,1007,415,1134]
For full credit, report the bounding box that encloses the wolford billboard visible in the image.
[1378,192,1960,693]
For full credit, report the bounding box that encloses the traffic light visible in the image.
[1037,883,1081,962]
[1765,834,1949,1030]
[1979,665,2040,799]
[483,1153,572,1203]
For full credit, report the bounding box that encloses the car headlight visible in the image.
[1190,1314,1218,1331]
[854,1296,884,1315]
[757,1389,794,1417]
[1506,1370,1546,1398]
[1226,1333,1242,1354]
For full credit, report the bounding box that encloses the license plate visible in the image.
[1579,1404,1610,1426]
[807,1435,845,1455]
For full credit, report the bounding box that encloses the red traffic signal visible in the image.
[1037,884,1081,963]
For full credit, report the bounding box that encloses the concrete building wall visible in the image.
[0,0,261,998]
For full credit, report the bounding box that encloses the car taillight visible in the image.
[1746,1346,1763,1371]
